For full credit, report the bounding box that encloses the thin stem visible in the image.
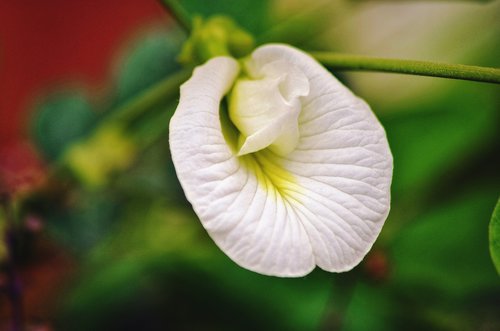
[0,197,24,331]
[257,3,328,45]
[52,69,191,171]
[311,52,500,84]
[132,101,177,148]
[104,69,191,125]
[158,0,192,32]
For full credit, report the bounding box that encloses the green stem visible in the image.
[257,3,328,45]
[158,0,192,32]
[54,69,192,174]
[105,69,191,125]
[311,52,500,84]
[132,101,177,148]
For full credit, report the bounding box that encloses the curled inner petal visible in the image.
[229,59,310,156]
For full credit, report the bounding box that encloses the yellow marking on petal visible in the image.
[219,98,301,200]
[240,149,301,200]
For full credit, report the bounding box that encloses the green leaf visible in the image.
[59,203,332,331]
[45,190,119,255]
[195,259,331,331]
[31,91,97,161]
[489,197,500,274]
[113,28,184,105]
[180,0,270,35]
[60,256,330,331]
[341,283,395,331]
[113,128,184,202]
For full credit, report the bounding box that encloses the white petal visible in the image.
[249,44,393,272]
[169,45,393,277]
[170,57,314,276]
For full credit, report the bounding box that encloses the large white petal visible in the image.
[169,45,393,277]
[170,56,314,276]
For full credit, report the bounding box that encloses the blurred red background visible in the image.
[0,0,168,192]
[0,1,169,325]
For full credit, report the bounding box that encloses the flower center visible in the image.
[228,59,310,156]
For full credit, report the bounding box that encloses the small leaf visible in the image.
[489,197,500,274]
[31,91,97,161]
[113,28,184,105]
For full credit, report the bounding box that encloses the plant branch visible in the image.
[158,0,192,32]
[105,69,192,125]
[311,52,500,84]
[0,197,24,331]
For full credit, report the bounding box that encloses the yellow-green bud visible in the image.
[178,15,255,66]
[63,124,136,188]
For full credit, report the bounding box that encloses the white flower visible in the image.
[169,44,393,277]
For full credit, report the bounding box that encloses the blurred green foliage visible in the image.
[382,82,498,199]
[59,204,332,331]
[392,189,499,299]
[113,28,184,106]
[19,1,500,331]
[490,198,500,274]
[179,0,329,47]
[0,207,6,262]
[181,0,270,35]
[32,91,97,161]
